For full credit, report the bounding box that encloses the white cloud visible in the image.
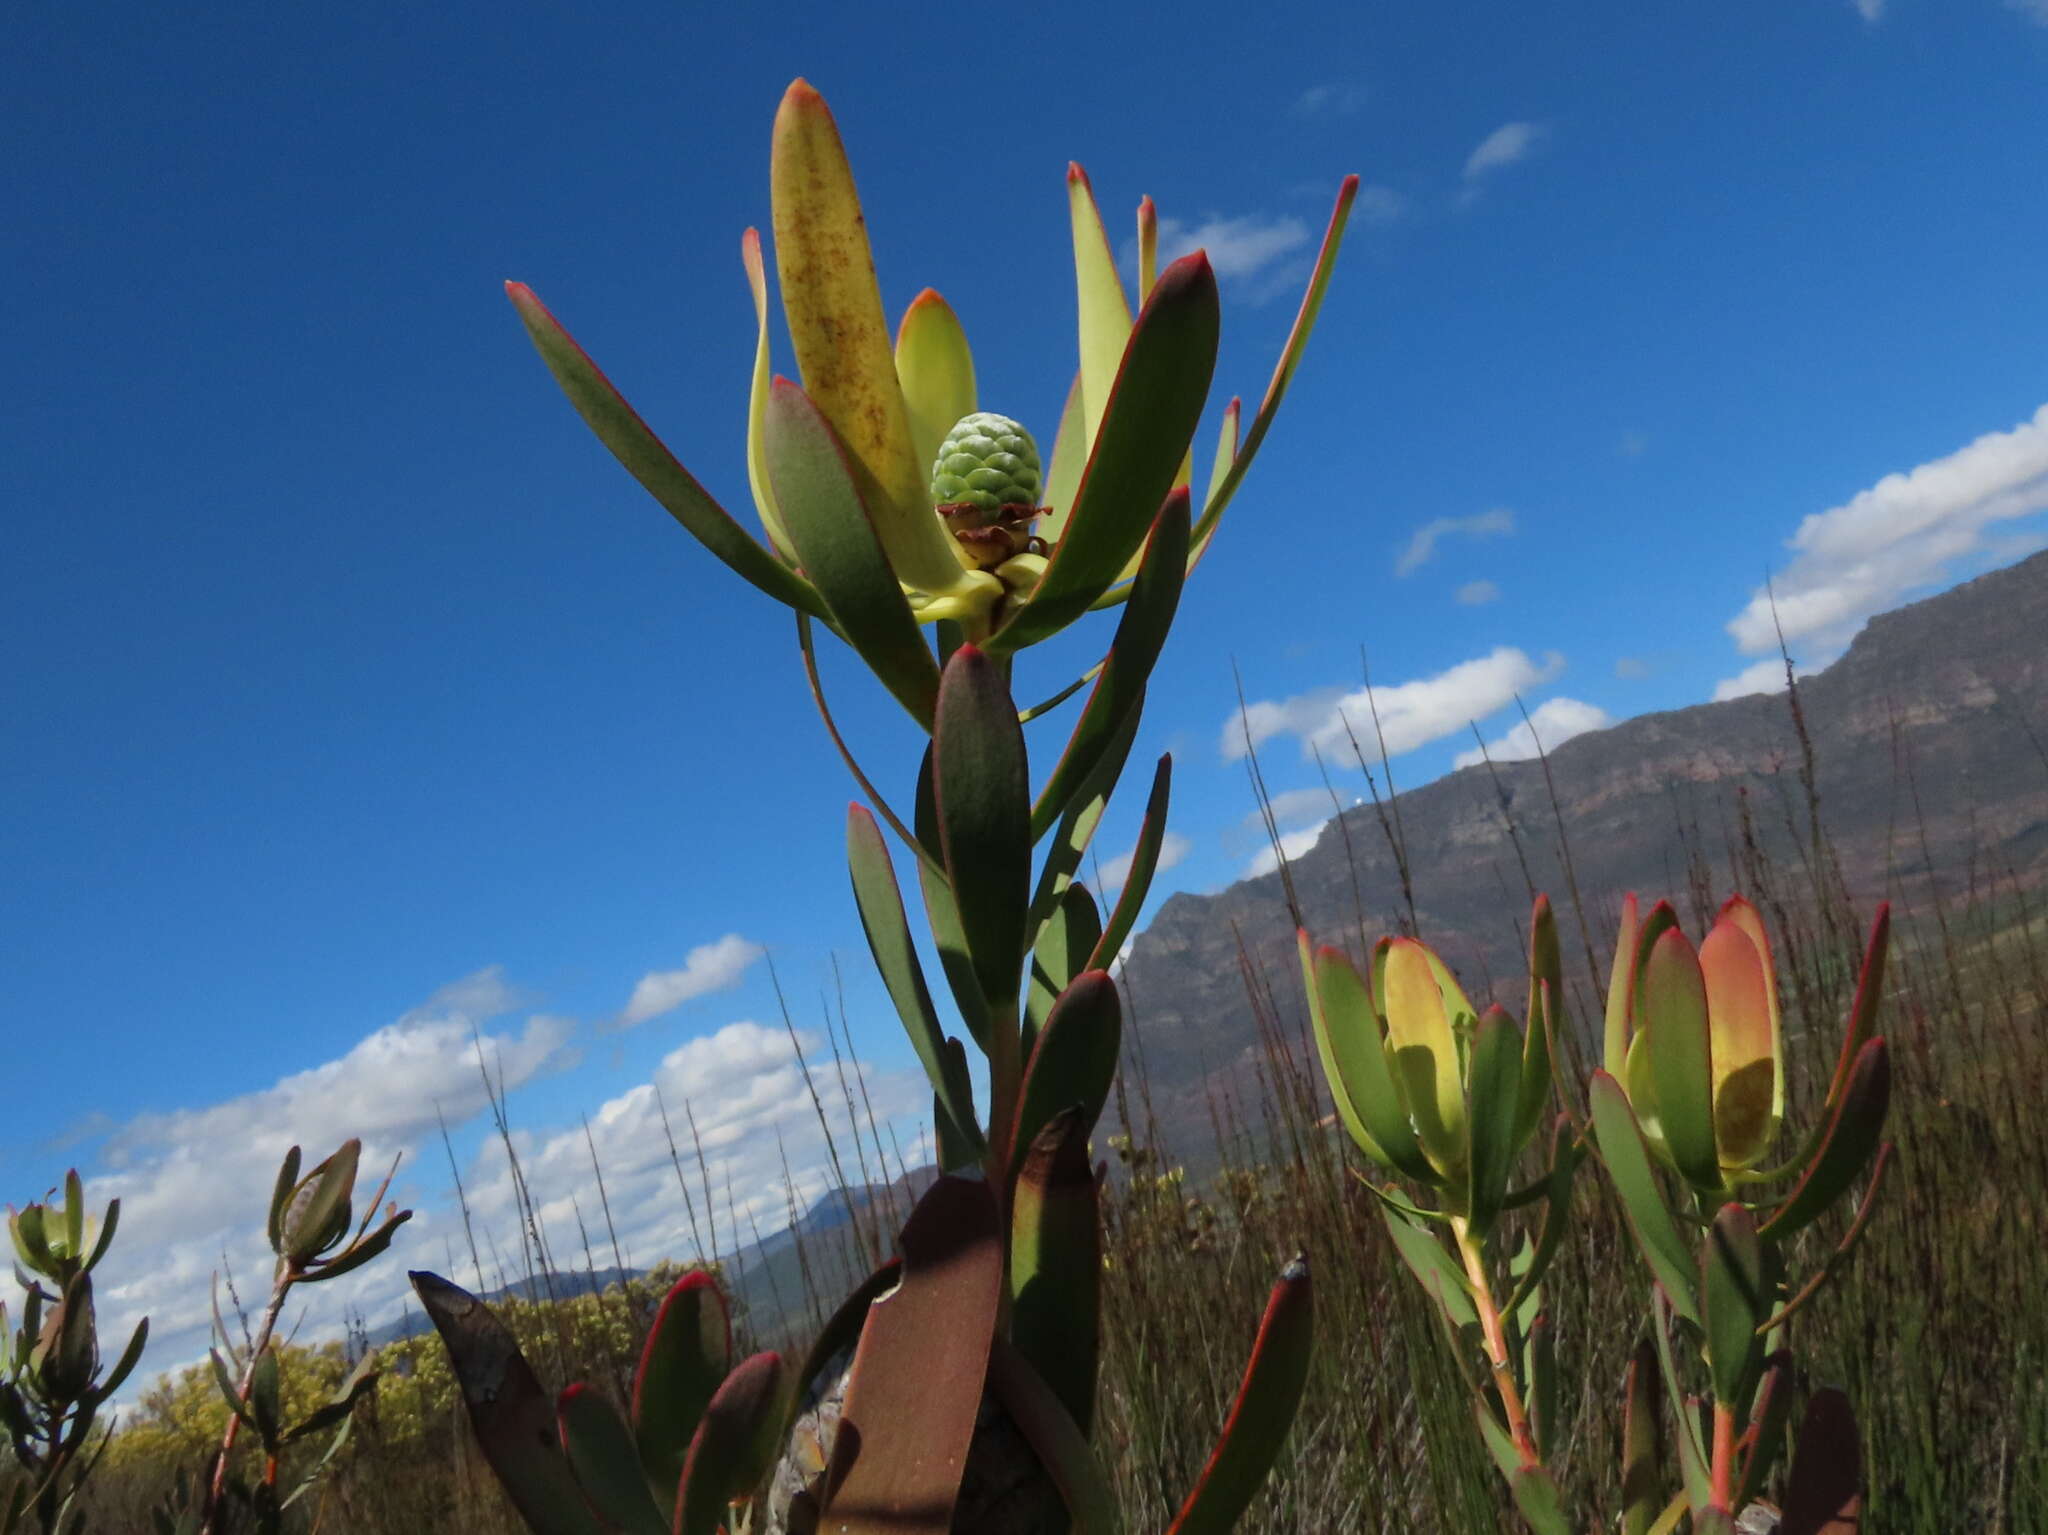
[1353,185,1408,225]
[1226,646,1565,764]
[1097,831,1191,893]
[1852,0,1885,22]
[88,970,578,1391]
[1453,697,1612,768]
[2006,0,2048,25]
[1456,580,1501,606]
[1722,403,2048,668]
[620,933,763,1027]
[1256,787,1342,827]
[1713,658,1796,702]
[1463,122,1546,183]
[1396,507,1516,577]
[1293,84,1366,117]
[1614,656,1651,680]
[1245,821,1329,880]
[457,1019,926,1297]
[1153,214,1311,284]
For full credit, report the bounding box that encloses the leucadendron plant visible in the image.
[189,1139,411,1535]
[409,77,1358,1533]
[0,1174,148,1534]
[1301,894,1891,1535]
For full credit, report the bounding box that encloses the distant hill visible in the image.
[1114,549,2048,1163]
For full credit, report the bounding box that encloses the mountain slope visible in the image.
[1115,550,2048,1158]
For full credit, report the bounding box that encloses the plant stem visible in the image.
[199,1265,294,1534]
[1452,1218,1540,1464]
[1709,1400,1737,1512]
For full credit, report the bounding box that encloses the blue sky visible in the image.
[7,1,2048,1373]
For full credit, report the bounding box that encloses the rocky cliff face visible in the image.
[1115,550,2048,1157]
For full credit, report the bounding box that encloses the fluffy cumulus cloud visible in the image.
[619,933,764,1028]
[1396,508,1515,577]
[455,1020,926,1294]
[1711,657,1824,704]
[1454,697,1613,768]
[1716,403,2048,696]
[1245,821,1328,880]
[1463,122,1546,184]
[1225,647,1565,765]
[88,969,578,1385]
[1150,214,1311,298]
[1097,830,1191,893]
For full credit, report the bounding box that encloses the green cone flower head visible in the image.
[930,411,1045,570]
[930,412,1042,513]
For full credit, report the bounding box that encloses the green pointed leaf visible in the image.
[1188,177,1359,572]
[1702,1204,1767,1407]
[1758,1038,1890,1241]
[1064,165,1132,473]
[9,1206,53,1278]
[1304,940,1437,1184]
[1474,1400,1520,1481]
[60,1172,83,1261]
[1465,1005,1525,1235]
[1621,1337,1664,1535]
[409,1270,603,1535]
[677,1352,791,1535]
[934,1037,981,1174]
[1013,972,1122,1163]
[630,1271,730,1523]
[84,1195,120,1274]
[1733,1352,1794,1513]
[283,1140,360,1265]
[915,747,990,1049]
[1524,1313,1559,1461]
[1163,1256,1313,1535]
[1588,1073,1700,1325]
[895,289,978,496]
[764,378,943,730]
[1039,370,1087,547]
[1511,1466,1572,1535]
[1503,1117,1579,1319]
[300,1210,412,1285]
[933,644,1032,1006]
[1377,1203,1478,1331]
[209,1350,254,1429]
[1010,1109,1102,1436]
[1029,490,1188,840]
[1640,927,1721,1190]
[1381,939,1467,1175]
[1518,896,1561,1150]
[556,1385,666,1535]
[822,1178,1002,1535]
[266,1148,302,1257]
[95,1317,148,1405]
[740,228,797,564]
[1086,753,1173,971]
[1026,881,1102,1051]
[848,803,984,1158]
[1605,893,1642,1080]
[985,1338,1123,1535]
[770,80,966,599]
[989,253,1218,654]
[505,283,824,620]
[1027,697,1141,937]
